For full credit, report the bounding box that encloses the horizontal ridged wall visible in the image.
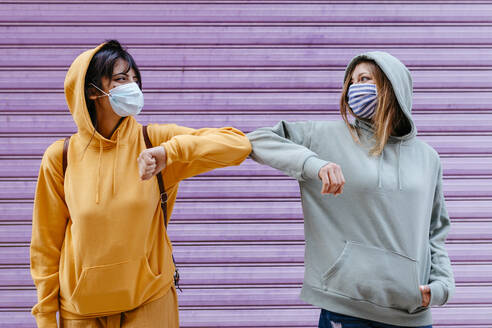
[1,1,492,327]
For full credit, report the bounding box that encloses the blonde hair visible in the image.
[340,60,409,156]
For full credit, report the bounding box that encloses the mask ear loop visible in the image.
[90,82,109,98]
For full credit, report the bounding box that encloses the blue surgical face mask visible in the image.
[347,83,378,119]
[90,82,144,117]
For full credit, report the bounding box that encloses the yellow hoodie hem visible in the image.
[59,279,172,320]
[33,311,57,328]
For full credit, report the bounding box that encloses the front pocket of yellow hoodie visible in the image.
[70,257,161,315]
[321,241,422,314]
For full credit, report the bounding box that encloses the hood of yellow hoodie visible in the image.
[64,42,139,203]
[65,43,103,141]
[64,42,138,144]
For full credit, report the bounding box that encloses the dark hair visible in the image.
[84,40,142,127]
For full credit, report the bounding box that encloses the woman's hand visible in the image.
[318,163,345,195]
[138,146,167,180]
[419,285,431,307]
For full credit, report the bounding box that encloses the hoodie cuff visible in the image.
[302,156,330,181]
[34,312,58,328]
[429,281,447,306]
[161,140,180,167]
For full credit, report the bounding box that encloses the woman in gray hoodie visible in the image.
[247,52,455,328]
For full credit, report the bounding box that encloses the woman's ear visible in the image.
[87,85,99,100]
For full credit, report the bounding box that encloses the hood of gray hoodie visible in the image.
[344,51,417,190]
[344,51,417,141]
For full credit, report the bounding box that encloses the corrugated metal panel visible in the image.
[3,25,492,45]
[2,177,492,199]
[4,69,492,89]
[2,47,492,68]
[1,1,491,327]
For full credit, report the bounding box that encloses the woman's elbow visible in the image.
[234,136,252,164]
[225,127,253,155]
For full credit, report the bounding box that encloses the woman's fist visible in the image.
[138,146,167,180]
[318,163,345,195]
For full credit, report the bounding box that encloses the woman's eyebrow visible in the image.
[112,72,138,80]
[351,71,370,80]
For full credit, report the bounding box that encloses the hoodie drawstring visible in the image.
[355,119,408,191]
[378,149,384,188]
[378,141,403,190]
[93,130,121,203]
[113,132,120,195]
[398,140,403,191]
[96,139,103,204]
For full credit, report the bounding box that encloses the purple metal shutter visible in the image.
[1,1,491,327]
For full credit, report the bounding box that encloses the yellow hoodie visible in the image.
[30,43,251,327]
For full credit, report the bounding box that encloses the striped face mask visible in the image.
[347,83,378,119]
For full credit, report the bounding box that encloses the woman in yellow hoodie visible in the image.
[30,40,252,328]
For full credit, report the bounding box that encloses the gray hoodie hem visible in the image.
[300,284,432,326]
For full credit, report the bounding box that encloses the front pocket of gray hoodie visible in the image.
[321,241,422,313]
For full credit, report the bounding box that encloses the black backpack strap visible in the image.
[142,125,169,226]
[62,136,70,176]
[142,125,181,291]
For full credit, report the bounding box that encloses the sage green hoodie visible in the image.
[247,51,455,326]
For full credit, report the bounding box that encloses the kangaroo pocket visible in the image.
[322,241,422,313]
[70,256,161,315]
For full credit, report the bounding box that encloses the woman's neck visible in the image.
[95,109,124,139]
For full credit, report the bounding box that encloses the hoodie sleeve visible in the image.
[30,140,69,328]
[247,120,329,181]
[428,160,456,306]
[151,124,251,182]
